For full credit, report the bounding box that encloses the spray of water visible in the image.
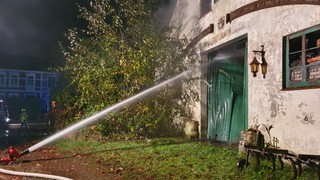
[21,69,192,155]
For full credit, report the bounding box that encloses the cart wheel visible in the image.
[287,157,297,179]
[278,156,284,170]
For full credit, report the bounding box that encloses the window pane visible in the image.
[289,36,302,53]
[307,65,320,81]
[306,30,320,81]
[27,76,34,86]
[289,52,302,67]
[306,30,320,49]
[306,30,320,65]
[290,68,302,82]
[10,74,18,87]
[289,36,302,67]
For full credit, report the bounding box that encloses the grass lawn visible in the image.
[54,138,317,179]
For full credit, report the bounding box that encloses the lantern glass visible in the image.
[261,58,268,78]
[249,56,260,77]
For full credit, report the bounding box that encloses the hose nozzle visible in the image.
[19,149,30,157]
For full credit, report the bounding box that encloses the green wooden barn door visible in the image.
[207,43,247,143]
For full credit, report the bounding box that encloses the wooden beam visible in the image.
[226,0,320,23]
[186,24,214,50]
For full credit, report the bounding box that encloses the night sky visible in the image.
[0,0,87,71]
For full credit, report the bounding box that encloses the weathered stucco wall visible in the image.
[167,0,320,154]
[161,1,203,132]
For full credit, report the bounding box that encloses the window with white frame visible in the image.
[284,24,320,89]
[9,73,19,88]
[26,74,35,88]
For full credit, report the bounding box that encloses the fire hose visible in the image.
[0,70,192,179]
[0,146,73,180]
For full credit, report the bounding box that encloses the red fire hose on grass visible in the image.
[0,146,73,180]
[0,146,20,164]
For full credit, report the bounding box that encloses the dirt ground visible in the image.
[0,144,119,180]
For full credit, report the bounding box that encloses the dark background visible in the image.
[0,0,87,71]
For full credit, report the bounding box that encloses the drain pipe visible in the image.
[0,167,73,180]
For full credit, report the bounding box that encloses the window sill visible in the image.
[281,85,320,91]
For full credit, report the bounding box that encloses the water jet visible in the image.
[19,69,193,156]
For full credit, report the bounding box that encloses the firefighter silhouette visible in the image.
[19,108,30,131]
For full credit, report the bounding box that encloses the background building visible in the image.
[0,68,59,113]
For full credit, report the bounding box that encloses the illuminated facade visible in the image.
[0,68,59,112]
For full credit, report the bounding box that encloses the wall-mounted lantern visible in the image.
[249,45,268,78]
